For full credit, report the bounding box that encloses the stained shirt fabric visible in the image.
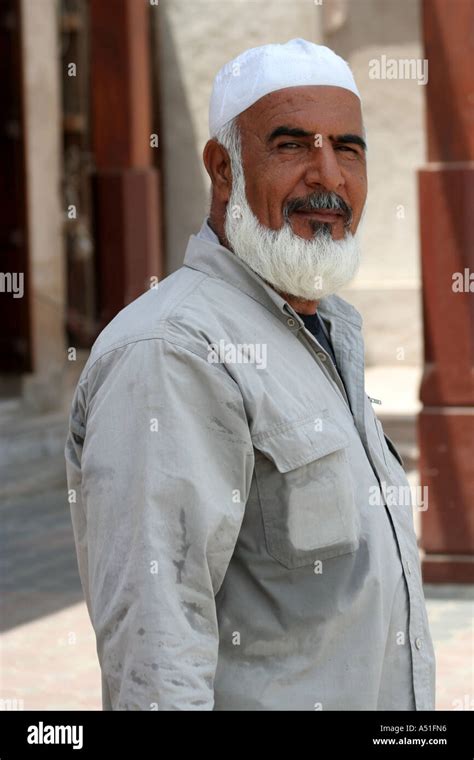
[65,218,436,711]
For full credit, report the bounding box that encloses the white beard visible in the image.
[224,166,362,302]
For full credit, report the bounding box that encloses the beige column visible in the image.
[20,0,66,412]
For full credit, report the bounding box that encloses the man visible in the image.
[65,39,436,711]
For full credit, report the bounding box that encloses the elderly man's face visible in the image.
[237,85,367,241]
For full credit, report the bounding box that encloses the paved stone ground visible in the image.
[1,474,472,711]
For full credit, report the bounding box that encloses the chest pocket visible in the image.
[252,413,360,569]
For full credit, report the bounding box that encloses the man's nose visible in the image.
[303,141,345,194]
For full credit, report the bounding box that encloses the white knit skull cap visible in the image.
[209,38,360,137]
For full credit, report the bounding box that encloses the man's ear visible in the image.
[203,140,232,203]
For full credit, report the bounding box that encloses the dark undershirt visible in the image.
[297,311,338,369]
[297,311,353,413]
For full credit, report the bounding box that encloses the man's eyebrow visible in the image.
[266,126,314,142]
[266,127,367,151]
[331,133,367,151]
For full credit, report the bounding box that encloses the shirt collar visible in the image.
[196,217,220,245]
[188,217,362,330]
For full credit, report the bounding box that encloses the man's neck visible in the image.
[277,292,319,315]
[208,218,229,249]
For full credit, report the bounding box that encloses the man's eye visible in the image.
[336,145,358,154]
[278,142,301,149]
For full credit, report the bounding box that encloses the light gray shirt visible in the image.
[65,220,436,710]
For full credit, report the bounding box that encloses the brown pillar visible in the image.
[90,0,163,329]
[418,0,474,582]
[0,0,31,374]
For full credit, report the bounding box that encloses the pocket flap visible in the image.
[252,414,350,473]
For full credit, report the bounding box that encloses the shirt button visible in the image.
[287,318,296,327]
[317,352,327,361]
[415,637,423,650]
[406,560,412,575]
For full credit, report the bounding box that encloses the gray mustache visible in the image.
[284,192,353,226]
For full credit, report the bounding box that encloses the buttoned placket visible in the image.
[338,333,430,709]
[295,306,429,710]
[391,519,432,709]
[285,310,352,411]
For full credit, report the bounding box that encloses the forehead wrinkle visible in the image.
[257,99,315,130]
[247,85,359,117]
[242,89,311,131]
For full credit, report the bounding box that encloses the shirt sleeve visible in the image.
[65,337,255,710]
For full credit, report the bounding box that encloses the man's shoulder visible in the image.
[82,263,236,377]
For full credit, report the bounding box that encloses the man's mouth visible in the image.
[283,192,353,229]
[293,209,344,223]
